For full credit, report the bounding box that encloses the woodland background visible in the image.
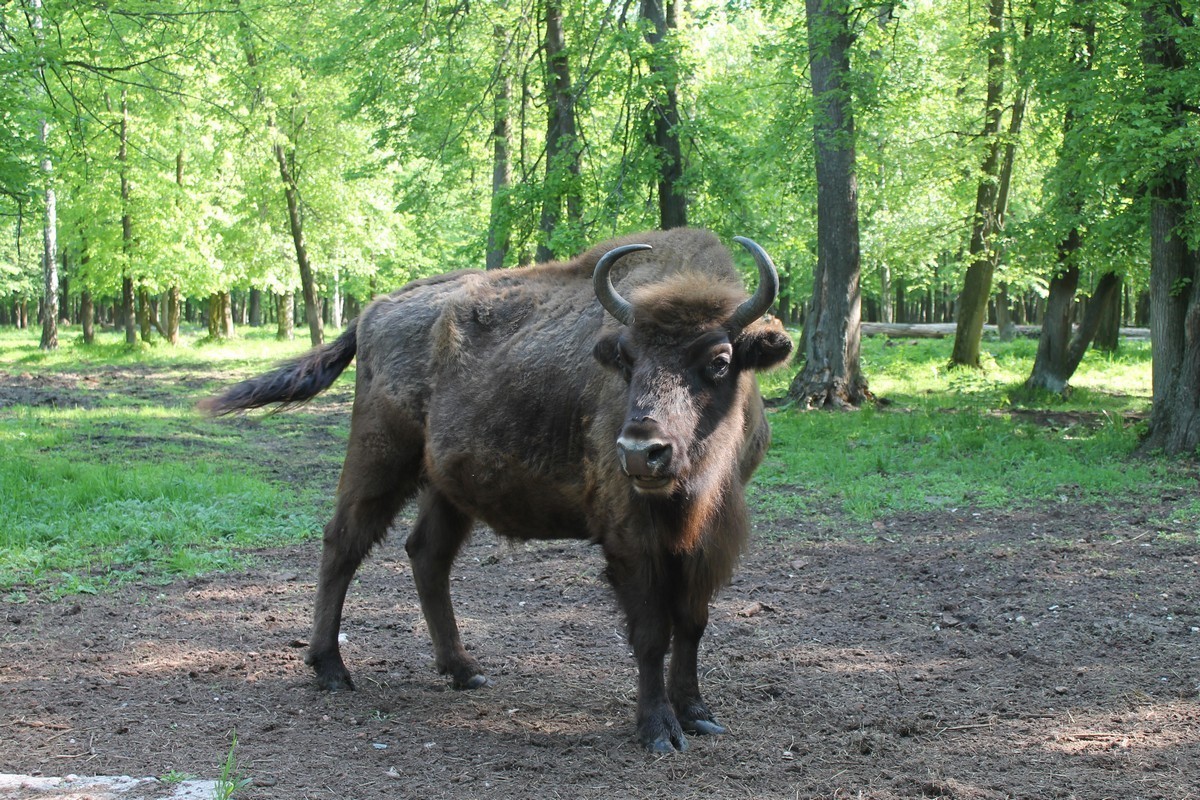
[1,0,1198,449]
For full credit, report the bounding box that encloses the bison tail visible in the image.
[199,323,359,416]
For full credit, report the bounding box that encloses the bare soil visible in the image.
[2,370,1198,799]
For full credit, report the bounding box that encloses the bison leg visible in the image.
[606,554,687,754]
[669,592,727,737]
[307,422,422,691]
[405,489,488,689]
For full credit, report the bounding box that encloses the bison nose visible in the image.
[616,436,673,479]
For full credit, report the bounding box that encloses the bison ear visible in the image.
[593,333,622,370]
[734,321,793,372]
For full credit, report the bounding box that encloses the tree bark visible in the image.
[1025,5,1096,391]
[949,0,1007,368]
[641,0,687,229]
[206,294,221,339]
[535,0,581,262]
[787,0,870,409]
[273,140,323,345]
[31,0,57,350]
[1025,270,1121,395]
[115,92,136,345]
[276,291,295,341]
[487,21,512,270]
[1093,280,1122,352]
[166,286,181,345]
[248,288,262,327]
[1139,0,1200,454]
[38,117,58,351]
[81,289,94,344]
[137,287,152,342]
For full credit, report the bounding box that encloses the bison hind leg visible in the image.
[308,419,425,693]
[406,488,489,690]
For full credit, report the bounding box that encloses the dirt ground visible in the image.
[2,370,1199,799]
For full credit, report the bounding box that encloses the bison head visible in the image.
[592,237,792,498]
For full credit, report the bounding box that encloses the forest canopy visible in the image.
[1,0,1196,423]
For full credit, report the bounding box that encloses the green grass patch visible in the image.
[1,324,347,595]
[752,333,1193,532]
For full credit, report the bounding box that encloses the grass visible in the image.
[212,732,252,800]
[0,324,349,596]
[1,323,1195,596]
[752,332,1194,533]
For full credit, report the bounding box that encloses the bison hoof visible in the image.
[315,669,355,692]
[645,732,688,754]
[453,673,492,690]
[307,653,355,692]
[682,718,726,736]
[639,705,688,754]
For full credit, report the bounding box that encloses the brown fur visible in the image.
[200,228,791,753]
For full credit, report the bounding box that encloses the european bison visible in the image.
[202,227,792,753]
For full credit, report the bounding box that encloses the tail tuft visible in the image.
[199,324,358,415]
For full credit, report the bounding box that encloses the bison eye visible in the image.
[706,353,731,381]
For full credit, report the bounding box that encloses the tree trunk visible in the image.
[137,287,152,342]
[219,290,235,338]
[330,267,343,329]
[248,288,262,326]
[1025,6,1096,392]
[787,0,870,409]
[950,0,1007,368]
[81,290,94,344]
[166,286,181,345]
[641,0,687,229]
[1138,0,1200,454]
[1093,278,1122,352]
[996,283,1016,341]
[276,291,295,341]
[38,116,58,351]
[115,92,136,345]
[31,0,57,350]
[535,0,581,262]
[1026,270,1121,395]
[206,294,221,339]
[273,140,323,345]
[486,21,512,270]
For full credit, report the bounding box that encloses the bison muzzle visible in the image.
[202,228,792,753]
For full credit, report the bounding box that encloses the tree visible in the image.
[487,17,513,270]
[786,0,870,409]
[1025,2,1121,394]
[29,0,57,351]
[1138,0,1199,455]
[949,0,1009,369]
[640,0,687,229]
[535,0,582,262]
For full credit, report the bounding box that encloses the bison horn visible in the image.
[729,236,781,330]
[593,243,651,326]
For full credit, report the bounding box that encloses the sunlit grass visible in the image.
[751,332,1180,530]
[1,326,347,594]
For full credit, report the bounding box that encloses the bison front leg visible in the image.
[606,556,687,754]
[669,592,727,737]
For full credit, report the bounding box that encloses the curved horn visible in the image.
[593,243,652,326]
[729,236,781,329]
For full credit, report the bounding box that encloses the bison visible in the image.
[202,227,792,753]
